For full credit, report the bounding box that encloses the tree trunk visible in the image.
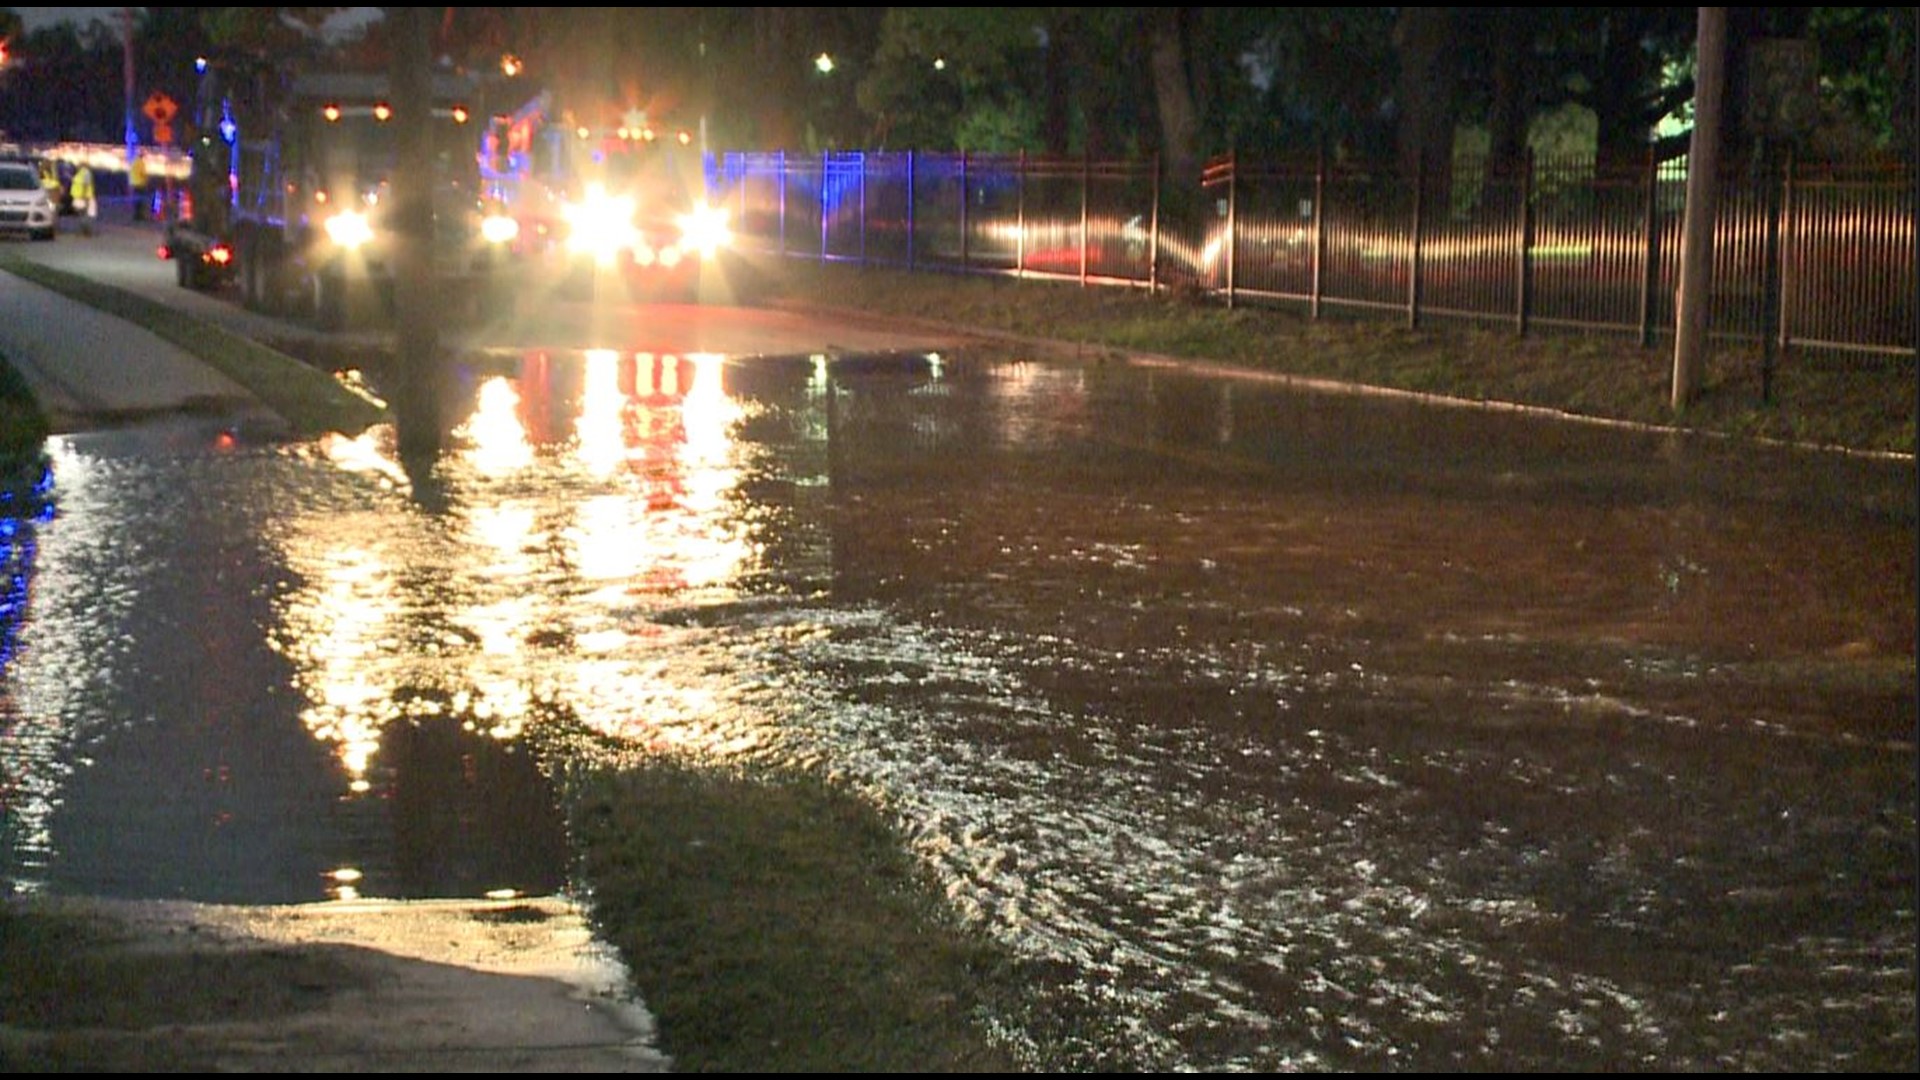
[1042,10,1074,156]
[1392,7,1457,196]
[1483,11,1530,170]
[1592,12,1660,163]
[387,6,442,460]
[1146,7,1201,184]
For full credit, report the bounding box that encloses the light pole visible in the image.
[122,7,137,171]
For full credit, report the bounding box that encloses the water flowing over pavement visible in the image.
[0,222,985,1071]
[3,327,1912,1070]
[2,220,1916,1070]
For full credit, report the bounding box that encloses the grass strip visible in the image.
[567,757,1032,1073]
[0,249,387,440]
[0,348,49,466]
[758,259,1916,457]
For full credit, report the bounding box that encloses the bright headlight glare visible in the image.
[562,184,638,265]
[324,210,374,249]
[676,202,732,258]
[481,213,520,244]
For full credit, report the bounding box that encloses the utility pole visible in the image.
[121,7,137,171]
[1672,6,1727,412]
[388,5,444,461]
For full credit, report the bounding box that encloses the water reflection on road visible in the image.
[2,345,1914,1070]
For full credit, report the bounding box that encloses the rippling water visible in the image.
[3,346,1914,1069]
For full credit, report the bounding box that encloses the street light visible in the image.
[814,52,834,75]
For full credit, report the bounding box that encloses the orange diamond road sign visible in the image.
[143,91,177,125]
[153,121,174,145]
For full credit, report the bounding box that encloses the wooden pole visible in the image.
[1672,6,1727,412]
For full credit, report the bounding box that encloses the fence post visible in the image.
[1775,147,1797,390]
[1081,151,1091,287]
[1150,154,1161,294]
[1017,150,1027,277]
[1638,146,1659,348]
[960,151,970,270]
[1312,144,1326,321]
[1517,148,1533,337]
[1225,149,1237,308]
[1759,142,1781,403]
[1408,155,1424,329]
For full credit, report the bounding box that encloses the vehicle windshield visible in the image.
[293,109,480,211]
[0,165,39,191]
[575,141,703,213]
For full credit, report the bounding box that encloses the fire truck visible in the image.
[479,91,732,302]
[163,66,517,330]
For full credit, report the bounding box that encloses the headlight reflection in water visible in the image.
[288,349,765,810]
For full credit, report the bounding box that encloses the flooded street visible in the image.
[2,343,1914,1070]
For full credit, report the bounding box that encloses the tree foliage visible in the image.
[2,7,1909,170]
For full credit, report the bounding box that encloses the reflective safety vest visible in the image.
[71,167,94,201]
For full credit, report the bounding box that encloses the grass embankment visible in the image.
[0,249,387,440]
[0,353,48,468]
[756,257,1917,457]
[567,759,1032,1072]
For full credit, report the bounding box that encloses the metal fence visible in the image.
[710,149,1916,363]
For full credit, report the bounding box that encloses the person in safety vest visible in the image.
[70,163,96,236]
[130,154,149,221]
[37,159,63,206]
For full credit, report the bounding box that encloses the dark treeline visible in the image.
[2,7,1912,177]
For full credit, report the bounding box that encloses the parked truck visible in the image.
[479,90,733,302]
[163,65,515,330]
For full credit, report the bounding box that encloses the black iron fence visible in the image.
[711,149,1915,363]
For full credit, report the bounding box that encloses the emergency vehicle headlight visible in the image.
[480,213,520,245]
[562,184,638,266]
[675,202,732,258]
[324,209,374,249]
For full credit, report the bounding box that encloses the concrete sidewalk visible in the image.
[0,244,285,436]
[2,894,672,1072]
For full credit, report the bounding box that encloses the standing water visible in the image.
[3,345,1914,1070]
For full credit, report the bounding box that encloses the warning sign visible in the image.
[142,91,177,125]
[143,92,179,146]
